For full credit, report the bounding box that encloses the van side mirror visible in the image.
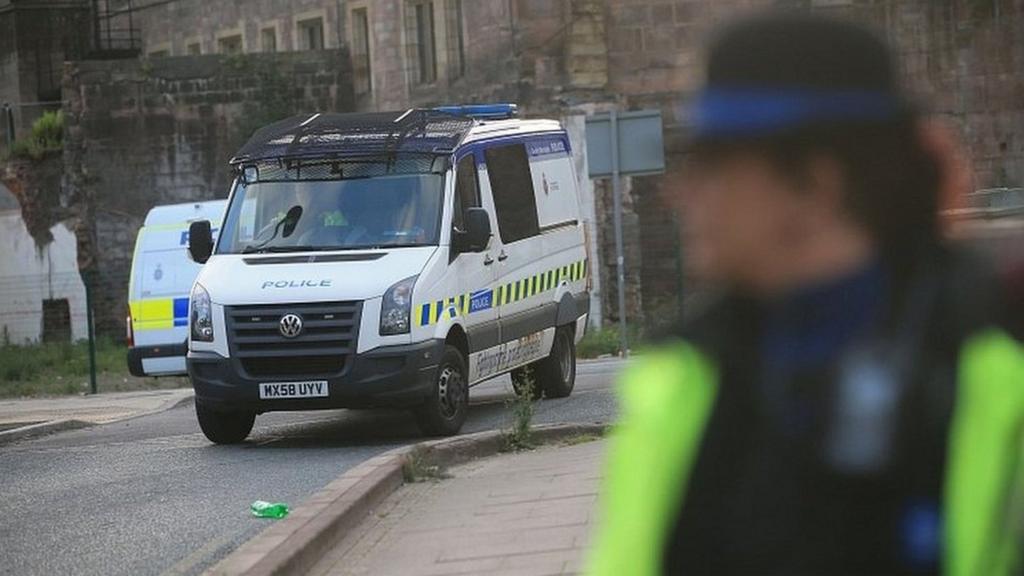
[188,220,214,264]
[461,208,492,253]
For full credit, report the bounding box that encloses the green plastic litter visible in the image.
[250,500,289,519]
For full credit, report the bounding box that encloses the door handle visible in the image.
[483,254,494,266]
[497,251,509,262]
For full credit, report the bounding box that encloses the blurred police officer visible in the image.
[588,12,1024,576]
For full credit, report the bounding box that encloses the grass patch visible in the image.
[502,367,537,452]
[0,337,188,398]
[5,110,64,161]
[576,324,642,359]
[561,433,602,447]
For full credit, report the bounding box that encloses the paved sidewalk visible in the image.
[311,438,606,576]
[0,387,193,426]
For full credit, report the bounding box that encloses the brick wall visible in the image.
[63,50,355,335]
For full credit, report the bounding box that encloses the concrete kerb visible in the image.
[206,421,610,576]
[0,388,195,447]
[0,418,94,446]
[114,389,196,424]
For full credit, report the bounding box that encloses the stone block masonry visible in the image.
[43,0,1024,337]
[63,50,355,335]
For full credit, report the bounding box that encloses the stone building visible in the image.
[0,0,93,149]
[4,0,1022,338]
[117,0,1024,330]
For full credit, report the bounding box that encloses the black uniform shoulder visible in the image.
[649,290,760,363]
[922,245,1007,349]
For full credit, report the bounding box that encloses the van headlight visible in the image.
[380,275,417,335]
[190,283,214,342]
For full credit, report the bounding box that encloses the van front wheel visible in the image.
[414,345,469,436]
[195,403,255,444]
[535,327,576,399]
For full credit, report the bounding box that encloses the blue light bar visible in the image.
[434,103,518,120]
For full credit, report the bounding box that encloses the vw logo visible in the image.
[279,313,303,338]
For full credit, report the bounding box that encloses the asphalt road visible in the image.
[0,359,622,576]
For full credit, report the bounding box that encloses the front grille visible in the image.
[225,301,361,378]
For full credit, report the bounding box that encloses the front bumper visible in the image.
[187,339,444,413]
[128,341,188,377]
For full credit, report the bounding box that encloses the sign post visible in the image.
[83,269,97,394]
[585,109,665,356]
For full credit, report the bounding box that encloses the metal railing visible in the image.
[92,0,142,56]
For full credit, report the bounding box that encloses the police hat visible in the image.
[688,12,915,146]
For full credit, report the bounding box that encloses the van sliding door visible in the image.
[484,142,557,363]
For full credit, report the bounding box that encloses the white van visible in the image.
[127,200,226,377]
[185,105,589,443]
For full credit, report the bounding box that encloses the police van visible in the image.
[185,104,590,443]
[127,200,226,377]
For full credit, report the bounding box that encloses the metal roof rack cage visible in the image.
[230,109,478,166]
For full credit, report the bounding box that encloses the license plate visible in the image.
[259,381,329,400]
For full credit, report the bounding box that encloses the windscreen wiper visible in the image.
[242,245,325,254]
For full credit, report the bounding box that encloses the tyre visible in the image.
[511,367,542,400]
[195,402,255,444]
[414,345,469,436]
[534,326,576,399]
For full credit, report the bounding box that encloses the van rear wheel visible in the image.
[534,327,576,399]
[414,345,469,436]
[195,403,255,444]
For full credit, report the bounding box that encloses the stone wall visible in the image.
[878,1,1024,189]
[63,50,355,335]
[122,0,346,56]
[36,0,1024,336]
[0,1,91,153]
[596,0,1024,325]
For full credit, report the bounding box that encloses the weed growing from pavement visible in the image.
[402,451,451,483]
[576,324,642,358]
[561,433,602,447]
[502,367,537,452]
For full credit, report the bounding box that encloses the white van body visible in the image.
[127,200,226,376]
[187,106,589,442]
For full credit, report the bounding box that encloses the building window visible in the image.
[298,17,325,50]
[485,143,540,244]
[351,8,372,94]
[261,27,277,52]
[445,0,465,80]
[186,42,202,55]
[405,0,437,85]
[217,35,243,54]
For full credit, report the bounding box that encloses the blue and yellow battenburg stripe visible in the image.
[416,258,587,327]
[129,297,189,331]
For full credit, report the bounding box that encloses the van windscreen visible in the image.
[217,171,444,254]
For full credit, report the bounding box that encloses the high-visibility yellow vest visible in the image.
[587,330,1024,576]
